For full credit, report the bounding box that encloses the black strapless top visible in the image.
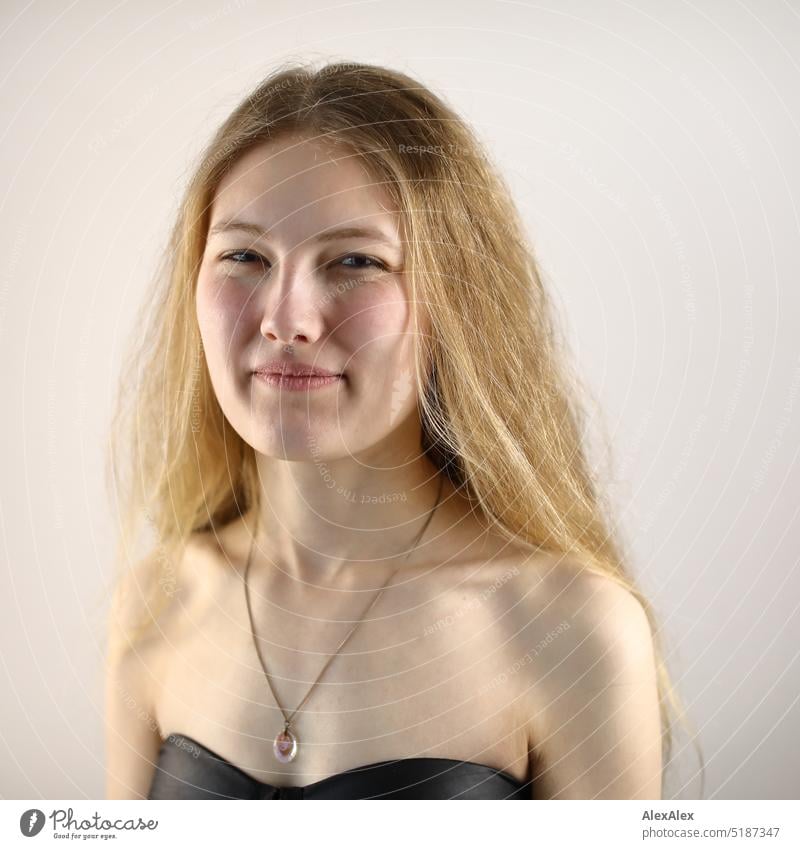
[148,733,531,800]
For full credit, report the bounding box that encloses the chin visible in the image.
[249,426,346,462]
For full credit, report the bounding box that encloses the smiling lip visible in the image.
[253,372,343,391]
[252,359,341,377]
[251,360,344,392]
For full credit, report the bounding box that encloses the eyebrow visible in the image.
[207,219,400,248]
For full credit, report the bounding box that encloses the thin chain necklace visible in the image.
[243,475,445,764]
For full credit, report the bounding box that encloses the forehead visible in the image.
[209,135,402,245]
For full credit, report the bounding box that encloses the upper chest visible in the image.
[151,539,544,786]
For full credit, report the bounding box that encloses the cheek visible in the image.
[196,274,252,357]
[337,286,421,413]
[337,284,412,360]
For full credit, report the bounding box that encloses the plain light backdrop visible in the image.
[1,0,798,800]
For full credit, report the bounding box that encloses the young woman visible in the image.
[104,60,680,800]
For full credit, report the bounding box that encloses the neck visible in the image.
[250,429,455,582]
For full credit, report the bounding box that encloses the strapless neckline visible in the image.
[167,732,524,788]
[149,732,531,799]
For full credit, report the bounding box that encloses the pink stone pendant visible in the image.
[273,727,298,763]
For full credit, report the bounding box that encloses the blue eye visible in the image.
[220,250,267,265]
[337,254,387,270]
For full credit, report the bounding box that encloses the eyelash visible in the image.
[219,251,388,272]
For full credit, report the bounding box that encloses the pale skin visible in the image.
[105,133,662,799]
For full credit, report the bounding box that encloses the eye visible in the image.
[334,254,388,271]
[219,250,269,267]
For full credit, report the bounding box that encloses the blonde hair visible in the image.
[107,59,700,794]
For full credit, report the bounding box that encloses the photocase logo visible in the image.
[16,807,159,838]
[19,809,45,837]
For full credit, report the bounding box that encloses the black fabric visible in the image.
[148,733,531,800]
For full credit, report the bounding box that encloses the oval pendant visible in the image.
[273,728,298,763]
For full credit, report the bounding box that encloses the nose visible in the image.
[259,258,325,346]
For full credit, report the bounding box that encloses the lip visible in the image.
[253,372,343,391]
[252,359,342,378]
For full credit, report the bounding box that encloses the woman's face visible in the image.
[196,134,424,461]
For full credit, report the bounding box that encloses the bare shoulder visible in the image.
[108,540,186,658]
[104,527,231,798]
[108,521,241,645]
[499,549,662,799]
[500,548,655,665]
[104,540,184,799]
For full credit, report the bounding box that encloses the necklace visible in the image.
[243,474,445,764]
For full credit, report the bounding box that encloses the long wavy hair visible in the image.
[107,58,700,794]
